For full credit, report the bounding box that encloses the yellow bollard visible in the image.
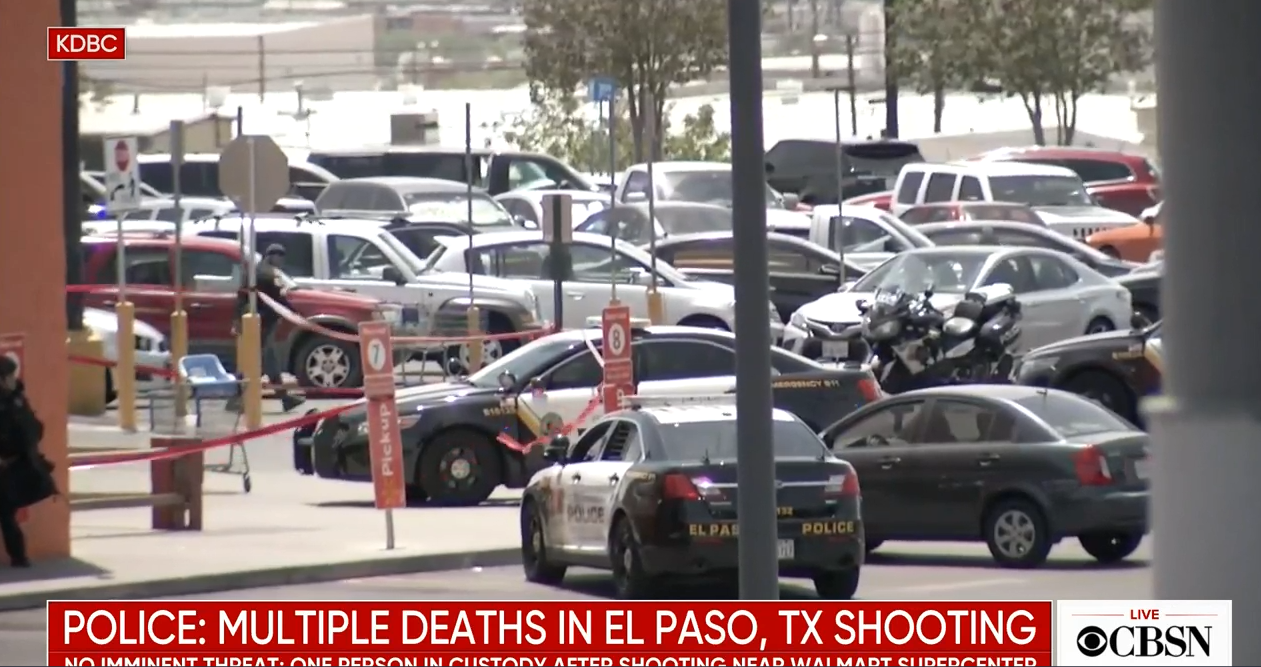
[115,301,137,431]
[66,327,107,416]
[170,309,189,418]
[237,314,263,430]
[647,290,666,325]
[466,306,483,373]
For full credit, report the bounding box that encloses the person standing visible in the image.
[0,356,57,567]
[237,244,305,413]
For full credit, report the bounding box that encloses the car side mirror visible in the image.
[1131,311,1151,330]
[624,191,647,203]
[764,162,775,175]
[543,436,570,463]
[381,265,407,286]
[883,239,900,253]
[855,299,869,313]
[819,263,841,277]
[626,267,654,286]
[498,371,517,390]
[781,193,801,210]
[865,434,890,448]
[447,356,467,376]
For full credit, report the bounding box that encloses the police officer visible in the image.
[0,356,56,567]
[238,244,305,412]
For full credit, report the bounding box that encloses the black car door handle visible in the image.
[977,453,1001,467]
[878,456,901,469]
[571,473,582,482]
[608,473,620,484]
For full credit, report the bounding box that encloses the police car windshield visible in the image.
[466,338,579,389]
[659,419,826,461]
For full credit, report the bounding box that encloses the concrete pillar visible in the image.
[1150,2,1261,661]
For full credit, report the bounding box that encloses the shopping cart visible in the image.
[147,354,252,493]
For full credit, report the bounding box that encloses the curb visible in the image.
[0,548,521,611]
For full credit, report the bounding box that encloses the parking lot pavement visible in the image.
[0,539,1152,665]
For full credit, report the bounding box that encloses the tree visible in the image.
[966,0,1152,145]
[885,0,976,133]
[520,0,728,162]
[491,89,730,173]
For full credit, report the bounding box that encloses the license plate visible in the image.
[822,341,848,359]
[1134,459,1149,480]
[777,539,794,561]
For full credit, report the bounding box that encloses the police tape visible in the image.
[68,403,353,469]
[495,395,603,453]
[258,293,556,346]
[66,354,364,397]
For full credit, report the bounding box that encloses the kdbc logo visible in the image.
[1076,624,1212,659]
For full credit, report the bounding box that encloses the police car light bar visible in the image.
[584,316,653,329]
[624,394,737,409]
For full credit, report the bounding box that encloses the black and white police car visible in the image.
[522,396,866,599]
[295,322,882,506]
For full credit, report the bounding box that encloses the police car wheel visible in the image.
[418,429,502,506]
[983,498,1052,568]
[521,500,567,585]
[812,568,861,600]
[1078,531,1143,564]
[609,517,654,599]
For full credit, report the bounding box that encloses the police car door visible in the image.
[570,419,641,555]
[549,421,614,553]
[517,346,605,442]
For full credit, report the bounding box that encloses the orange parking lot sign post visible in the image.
[601,304,634,412]
[358,322,406,549]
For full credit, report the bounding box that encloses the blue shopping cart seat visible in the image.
[178,354,240,399]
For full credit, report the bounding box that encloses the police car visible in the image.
[521,397,865,599]
[294,322,882,506]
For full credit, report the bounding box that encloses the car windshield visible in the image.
[376,230,425,274]
[851,252,988,294]
[656,206,733,235]
[659,418,827,461]
[1015,392,1140,438]
[404,192,514,225]
[662,170,777,207]
[989,175,1093,207]
[466,338,581,389]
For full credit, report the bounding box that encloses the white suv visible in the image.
[890,161,1139,240]
[183,215,547,370]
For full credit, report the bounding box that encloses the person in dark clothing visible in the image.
[0,356,55,567]
[236,244,305,412]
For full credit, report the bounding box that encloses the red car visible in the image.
[78,234,390,389]
[967,146,1161,217]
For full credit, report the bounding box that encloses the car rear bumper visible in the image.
[1052,489,1149,536]
[640,533,864,577]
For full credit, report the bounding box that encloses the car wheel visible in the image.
[1061,370,1136,423]
[521,500,567,585]
[417,428,502,506]
[1085,317,1115,335]
[864,538,884,554]
[294,336,363,388]
[983,498,1052,568]
[813,568,861,599]
[1079,531,1143,564]
[609,516,654,599]
[1098,245,1121,259]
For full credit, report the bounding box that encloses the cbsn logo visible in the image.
[1055,600,1232,666]
[47,27,127,61]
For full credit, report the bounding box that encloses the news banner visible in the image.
[46,599,1233,667]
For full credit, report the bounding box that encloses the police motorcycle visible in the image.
[839,284,1023,393]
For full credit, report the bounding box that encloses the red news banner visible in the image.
[47,601,1052,667]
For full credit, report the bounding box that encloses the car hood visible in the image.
[288,287,381,309]
[765,208,812,230]
[1034,206,1139,224]
[797,291,963,324]
[83,307,164,340]
[1023,329,1144,359]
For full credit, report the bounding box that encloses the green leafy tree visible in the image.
[885,0,977,133]
[520,0,728,161]
[965,0,1152,145]
[491,90,730,174]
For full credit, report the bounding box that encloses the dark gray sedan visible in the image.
[820,385,1148,568]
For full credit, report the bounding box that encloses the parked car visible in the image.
[764,138,924,205]
[185,215,547,371]
[494,189,613,229]
[86,196,315,225]
[647,231,865,322]
[806,204,936,271]
[1013,320,1163,427]
[83,306,171,402]
[1115,263,1161,324]
[783,246,1133,359]
[967,146,1161,217]
[377,218,514,260]
[890,161,1142,240]
[898,201,1046,227]
[574,202,734,245]
[912,220,1139,277]
[842,190,894,211]
[427,231,784,337]
[820,385,1148,567]
[1086,215,1162,263]
[305,146,596,196]
[77,233,394,389]
[137,153,336,202]
[314,176,519,225]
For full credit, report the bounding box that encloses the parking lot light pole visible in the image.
[1150,3,1261,662]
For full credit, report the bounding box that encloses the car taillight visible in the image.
[1074,445,1114,486]
[662,473,702,500]
[857,376,883,402]
[824,467,861,498]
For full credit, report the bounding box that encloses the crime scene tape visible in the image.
[69,403,353,469]
[496,394,602,453]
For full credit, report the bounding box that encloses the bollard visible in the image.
[466,306,483,372]
[238,313,263,430]
[170,309,189,418]
[115,301,137,431]
[647,290,666,325]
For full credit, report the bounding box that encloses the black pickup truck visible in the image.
[306,146,598,196]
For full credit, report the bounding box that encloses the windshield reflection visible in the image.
[467,338,582,389]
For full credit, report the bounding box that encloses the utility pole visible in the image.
[845,33,858,135]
